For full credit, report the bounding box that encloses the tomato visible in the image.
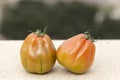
[20,29,56,74]
[56,31,95,74]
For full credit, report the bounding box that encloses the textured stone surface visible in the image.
[0,40,120,80]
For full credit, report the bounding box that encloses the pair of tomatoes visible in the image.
[20,29,95,74]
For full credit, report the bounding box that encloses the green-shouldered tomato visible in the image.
[20,29,56,74]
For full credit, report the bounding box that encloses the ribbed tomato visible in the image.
[56,32,95,74]
[20,29,56,74]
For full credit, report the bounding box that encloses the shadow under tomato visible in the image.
[61,67,94,75]
[24,67,56,75]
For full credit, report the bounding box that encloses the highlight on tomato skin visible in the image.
[20,29,56,74]
[56,32,96,74]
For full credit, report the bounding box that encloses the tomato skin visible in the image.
[56,34,95,74]
[20,33,56,74]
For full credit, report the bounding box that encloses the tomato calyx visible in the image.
[84,31,94,42]
[34,27,47,37]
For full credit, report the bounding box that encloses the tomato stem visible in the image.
[84,31,94,42]
[34,27,47,37]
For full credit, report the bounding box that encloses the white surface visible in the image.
[0,40,120,80]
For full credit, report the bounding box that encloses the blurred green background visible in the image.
[0,0,120,39]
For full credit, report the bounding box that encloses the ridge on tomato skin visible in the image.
[56,31,95,74]
[20,28,56,74]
